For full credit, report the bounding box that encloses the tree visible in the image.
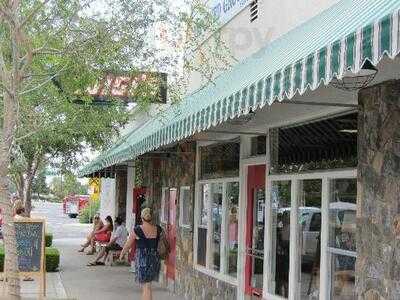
[31,168,49,199]
[50,172,87,200]
[0,1,231,296]
[0,0,165,296]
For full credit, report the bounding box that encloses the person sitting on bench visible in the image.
[86,215,113,255]
[87,216,127,266]
[78,214,104,253]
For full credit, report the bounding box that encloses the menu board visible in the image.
[14,220,44,273]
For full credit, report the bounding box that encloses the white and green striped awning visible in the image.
[79,0,400,177]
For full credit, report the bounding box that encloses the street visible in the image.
[31,201,180,300]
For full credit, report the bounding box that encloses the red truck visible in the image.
[63,195,89,218]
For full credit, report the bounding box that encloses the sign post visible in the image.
[3,219,46,298]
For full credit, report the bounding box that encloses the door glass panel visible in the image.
[226,182,239,277]
[211,183,223,271]
[251,188,265,290]
[299,180,322,300]
[329,179,357,251]
[329,178,357,299]
[270,181,291,298]
[331,254,356,300]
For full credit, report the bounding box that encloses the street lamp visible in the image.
[330,60,378,91]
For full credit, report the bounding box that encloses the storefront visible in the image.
[79,1,400,299]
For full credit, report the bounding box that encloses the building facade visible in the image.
[81,1,400,299]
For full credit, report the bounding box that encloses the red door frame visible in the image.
[166,188,177,280]
[245,164,266,297]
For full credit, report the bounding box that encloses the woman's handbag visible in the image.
[157,226,170,260]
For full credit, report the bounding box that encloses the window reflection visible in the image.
[329,178,357,300]
[329,179,357,251]
[299,180,322,300]
[271,181,291,298]
[211,183,223,271]
[226,182,239,277]
[331,254,356,300]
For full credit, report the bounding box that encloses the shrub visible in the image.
[45,247,60,272]
[0,246,60,272]
[45,233,53,247]
[79,200,100,224]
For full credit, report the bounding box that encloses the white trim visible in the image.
[179,186,192,229]
[193,143,201,266]
[237,137,249,300]
[198,177,240,185]
[319,177,330,300]
[160,187,169,224]
[269,169,356,181]
[327,247,357,258]
[288,179,300,300]
[194,264,238,286]
[241,155,267,166]
[266,169,357,300]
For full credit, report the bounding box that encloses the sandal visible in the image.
[96,262,105,266]
[87,262,97,266]
[78,248,84,253]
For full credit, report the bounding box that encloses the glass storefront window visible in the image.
[200,142,240,180]
[330,254,356,300]
[329,179,357,252]
[210,183,223,271]
[251,188,266,290]
[270,180,291,298]
[200,184,209,226]
[196,180,239,278]
[299,180,322,300]
[226,182,239,277]
[329,178,357,300]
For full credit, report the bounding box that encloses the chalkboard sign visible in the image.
[14,220,45,273]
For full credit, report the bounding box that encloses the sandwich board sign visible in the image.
[3,219,46,297]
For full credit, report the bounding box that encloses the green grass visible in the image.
[0,246,60,272]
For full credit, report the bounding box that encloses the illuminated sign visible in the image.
[79,72,167,105]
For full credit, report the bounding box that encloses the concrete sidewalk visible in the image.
[0,272,69,299]
[55,238,183,300]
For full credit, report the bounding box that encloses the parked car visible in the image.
[63,195,89,218]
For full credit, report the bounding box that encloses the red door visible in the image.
[166,188,177,280]
[245,165,266,297]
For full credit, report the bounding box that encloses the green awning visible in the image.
[79,0,400,177]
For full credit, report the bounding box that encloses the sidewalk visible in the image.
[0,272,69,299]
[55,238,183,300]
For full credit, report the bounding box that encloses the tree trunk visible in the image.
[23,153,42,217]
[24,174,34,217]
[0,91,21,297]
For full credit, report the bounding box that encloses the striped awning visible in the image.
[79,0,400,177]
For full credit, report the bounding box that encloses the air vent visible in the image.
[250,0,258,22]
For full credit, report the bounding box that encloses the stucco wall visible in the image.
[99,178,116,221]
[357,79,400,299]
[187,0,340,93]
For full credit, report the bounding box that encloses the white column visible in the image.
[237,136,251,300]
[99,178,116,221]
[125,162,135,231]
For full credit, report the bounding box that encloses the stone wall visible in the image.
[357,79,400,299]
[139,142,237,300]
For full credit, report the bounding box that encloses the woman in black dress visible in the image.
[120,208,161,300]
